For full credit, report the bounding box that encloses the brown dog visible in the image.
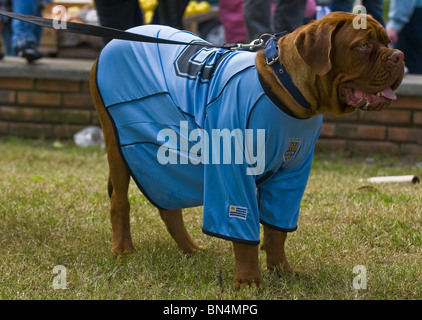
[90,12,404,287]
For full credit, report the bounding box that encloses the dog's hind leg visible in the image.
[107,175,113,199]
[107,158,135,255]
[159,209,204,254]
[90,60,135,255]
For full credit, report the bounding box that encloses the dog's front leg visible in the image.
[233,242,262,288]
[261,226,300,276]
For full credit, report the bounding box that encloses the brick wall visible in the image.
[0,77,96,140]
[317,94,422,156]
[0,57,96,140]
[0,57,421,156]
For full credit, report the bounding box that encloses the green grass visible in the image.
[0,138,421,300]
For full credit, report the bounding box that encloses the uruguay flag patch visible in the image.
[229,205,248,220]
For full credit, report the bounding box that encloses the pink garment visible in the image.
[219,0,247,43]
[305,0,316,18]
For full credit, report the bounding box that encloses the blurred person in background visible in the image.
[0,0,11,59]
[386,0,422,74]
[94,0,143,45]
[1,0,44,62]
[94,0,191,46]
[154,0,190,30]
[219,0,247,44]
[331,0,385,25]
[243,0,307,42]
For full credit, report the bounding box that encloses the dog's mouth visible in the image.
[341,85,398,111]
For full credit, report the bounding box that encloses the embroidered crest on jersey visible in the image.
[229,205,248,220]
[283,138,302,161]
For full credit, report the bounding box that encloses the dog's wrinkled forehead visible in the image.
[330,12,390,47]
[292,12,392,76]
[365,16,390,45]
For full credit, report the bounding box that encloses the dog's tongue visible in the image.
[380,87,397,100]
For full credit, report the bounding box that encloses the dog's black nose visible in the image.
[388,50,404,66]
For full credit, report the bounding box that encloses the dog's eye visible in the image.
[356,43,371,53]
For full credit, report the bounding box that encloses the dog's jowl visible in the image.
[90,12,404,287]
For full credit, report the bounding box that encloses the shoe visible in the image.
[0,52,4,60]
[17,42,42,63]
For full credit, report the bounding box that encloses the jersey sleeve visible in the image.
[258,148,315,232]
[201,161,261,245]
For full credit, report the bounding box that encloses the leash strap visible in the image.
[0,10,234,49]
[0,10,310,109]
[264,34,312,110]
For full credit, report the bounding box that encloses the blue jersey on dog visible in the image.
[96,25,322,244]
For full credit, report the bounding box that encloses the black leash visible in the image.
[0,10,238,49]
[0,10,311,110]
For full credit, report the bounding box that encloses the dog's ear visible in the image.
[294,21,337,76]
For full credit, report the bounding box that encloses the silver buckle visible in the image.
[266,47,280,66]
[230,33,275,51]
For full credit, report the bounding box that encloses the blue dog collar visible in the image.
[263,34,312,110]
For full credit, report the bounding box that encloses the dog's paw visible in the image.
[234,272,262,289]
[268,263,302,278]
[179,242,206,255]
[233,277,262,290]
[111,241,136,255]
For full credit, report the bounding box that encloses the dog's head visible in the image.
[287,12,404,116]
